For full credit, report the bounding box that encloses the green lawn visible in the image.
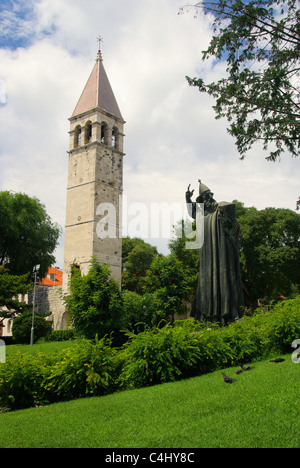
[0,353,299,448]
[5,340,77,358]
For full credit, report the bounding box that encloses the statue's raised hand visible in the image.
[186,184,194,201]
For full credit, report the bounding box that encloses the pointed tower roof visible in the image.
[72,50,123,121]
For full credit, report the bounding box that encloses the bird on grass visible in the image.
[222,372,237,383]
[239,364,255,371]
[270,358,285,363]
[235,369,243,374]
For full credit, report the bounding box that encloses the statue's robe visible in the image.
[191,202,244,324]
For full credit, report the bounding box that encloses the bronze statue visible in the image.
[186,180,244,324]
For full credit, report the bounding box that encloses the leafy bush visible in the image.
[0,337,117,410]
[118,320,234,389]
[0,336,15,345]
[259,296,300,352]
[119,297,300,389]
[143,254,193,322]
[12,312,52,344]
[63,258,123,340]
[0,352,56,410]
[1,296,299,411]
[44,338,118,402]
[220,315,270,364]
[47,329,76,342]
[122,291,160,329]
[222,297,300,361]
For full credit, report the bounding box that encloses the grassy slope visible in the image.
[0,353,299,448]
[5,341,77,358]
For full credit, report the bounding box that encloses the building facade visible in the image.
[40,266,63,287]
[63,49,125,289]
[1,49,125,334]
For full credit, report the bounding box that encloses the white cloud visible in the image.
[0,0,299,267]
[0,79,6,104]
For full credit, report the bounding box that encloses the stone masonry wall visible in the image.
[28,286,67,330]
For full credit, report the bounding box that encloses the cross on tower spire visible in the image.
[96,36,103,61]
[97,35,103,50]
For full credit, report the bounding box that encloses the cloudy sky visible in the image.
[0,0,299,268]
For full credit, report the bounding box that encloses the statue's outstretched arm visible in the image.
[186,184,196,219]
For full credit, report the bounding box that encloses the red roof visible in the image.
[40,266,63,287]
[72,51,123,121]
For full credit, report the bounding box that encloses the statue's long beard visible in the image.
[205,200,217,214]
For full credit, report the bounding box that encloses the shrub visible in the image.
[220,314,271,364]
[122,291,159,329]
[118,296,300,389]
[1,296,299,411]
[118,320,234,389]
[0,337,118,410]
[47,329,76,342]
[143,254,193,322]
[259,296,300,352]
[63,258,123,340]
[0,336,15,345]
[44,337,118,402]
[12,312,52,344]
[0,352,56,410]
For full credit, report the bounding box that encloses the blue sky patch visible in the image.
[0,0,53,50]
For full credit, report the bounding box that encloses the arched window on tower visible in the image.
[85,121,92,144]
[101,122,108,145]
[112,127,119,150]
[74,125,81,148]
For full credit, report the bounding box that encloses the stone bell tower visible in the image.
[63,48,125,288]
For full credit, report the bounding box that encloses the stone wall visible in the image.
[28,286,68,330]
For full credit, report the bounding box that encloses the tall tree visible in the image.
[143,254,193,323]
[236,202,300,307]
[0,191,61,277]
[122,237,158,293]
[182,0,300,161]
[0,266,31,328]
[169,219,200,277]
[170,203,300,309]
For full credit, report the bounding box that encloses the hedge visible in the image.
[0,296,299,410]
[12,312,52,344]
[0,338,118,410]
[47,329,76,342]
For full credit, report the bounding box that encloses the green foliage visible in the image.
[0,352,56,410]
[259,296,300,352]
[44,338,118,402]
[0,338,117,410]
[0,354,298,448]
[1,296,299,411]
[12,312,52,344]
[122,237,156,263]
[0,191,61,276]
[118,320,239,389]
[236,203,300,306]
[63,257,123,340]
[119,296,300,389]
[0,266,31,320]
[169,219,200,278]
[143,254,193,321]
[184,0,300,161]
[122,237,158,293]
[122,291,159,329]
[171,204,300,308]
[221,314,270,363]
[47,329,76,342]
